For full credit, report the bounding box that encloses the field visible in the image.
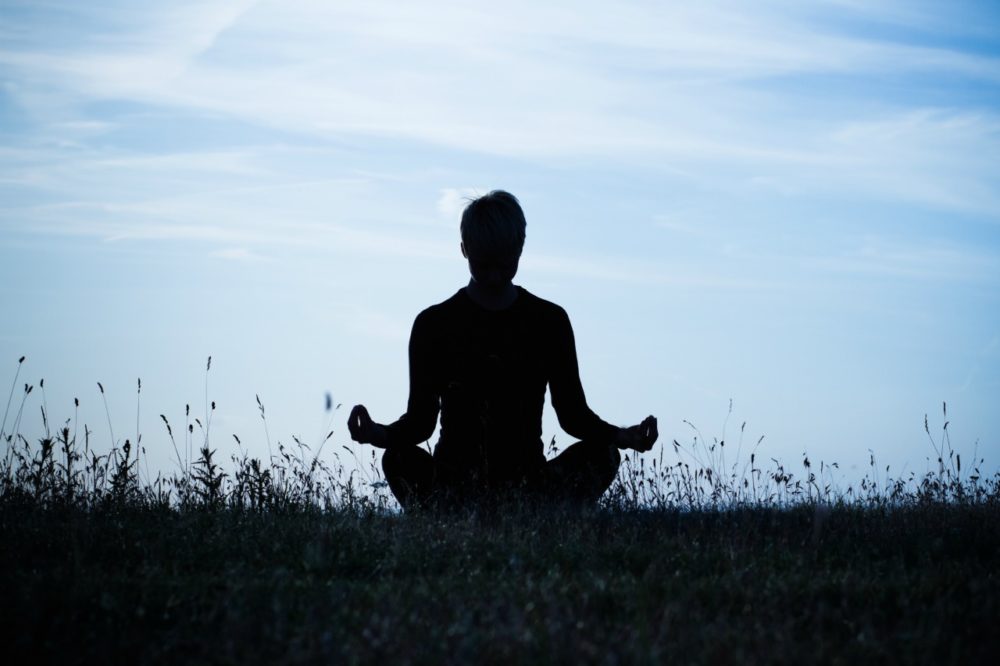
[2,370,998,664]
[3,498,999,664]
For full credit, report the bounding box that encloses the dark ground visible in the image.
[2,500,998,665]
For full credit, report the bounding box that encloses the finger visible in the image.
[357,404,372,426]
[354,404,373,425]
[348,405,363,440]
[643,419,658,448]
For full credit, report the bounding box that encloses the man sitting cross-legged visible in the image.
[348,190,658,510]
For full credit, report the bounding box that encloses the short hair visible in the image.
[460,190,526,258]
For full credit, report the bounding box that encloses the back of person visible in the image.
[348,190,658,510]
[426,286,551,488]
[412,285,617,491]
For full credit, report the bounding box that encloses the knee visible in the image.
[600,443,621,485]
[575,439,621,481]
[608,444,622,471]
[587,438,620,472]
[381,445,433,483]
[381,446,406,480]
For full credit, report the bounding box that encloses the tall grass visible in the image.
[605,400,997,511]
[1,358,995,513]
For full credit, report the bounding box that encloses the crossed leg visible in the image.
[541,438,622,504]
[381,445,435,511]
[381,439,621,512]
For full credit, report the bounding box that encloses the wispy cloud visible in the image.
[1,0,998,247]
[209,246,272,263]
[810,237,1000,283]
[3,2,998,157]
[523,252,778,289]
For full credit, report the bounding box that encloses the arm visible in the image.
[383,311,440,447]
[548,307,620,442]
[548,307,659,451]
[349,311,440,448]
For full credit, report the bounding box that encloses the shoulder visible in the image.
[517,287,571,325]
[412,289,466,329]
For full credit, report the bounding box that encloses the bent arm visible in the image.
[548,308,619,442]
[384,311,440,447]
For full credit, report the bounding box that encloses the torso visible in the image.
[423,286,554,481]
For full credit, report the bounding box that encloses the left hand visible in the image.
[348,404,389,448]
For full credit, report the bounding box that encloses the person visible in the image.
[348,190,657,511]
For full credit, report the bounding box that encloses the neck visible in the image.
[465,280,518,310]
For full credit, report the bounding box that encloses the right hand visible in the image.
[615,415,658,452]
[348,405,389,448]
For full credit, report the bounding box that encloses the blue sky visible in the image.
[1,0,998,489]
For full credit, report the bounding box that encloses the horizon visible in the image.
[2,0,999,489]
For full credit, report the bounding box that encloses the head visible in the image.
[460,190,526,289]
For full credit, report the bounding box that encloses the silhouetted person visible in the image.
[349,190,657,510]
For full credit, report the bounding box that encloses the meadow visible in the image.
[1,359,998,664]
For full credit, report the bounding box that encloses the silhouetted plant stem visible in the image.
[1,356,25,445]
[97,382,115,449]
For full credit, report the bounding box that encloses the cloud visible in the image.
[47,120,117,135]
[87,151,266,176]
[209,246,272,262]
[809,237,1000,283]
[4,1,999,156]
[747,109,1000,216]
[1,0,998,249]
[522,252,776,289]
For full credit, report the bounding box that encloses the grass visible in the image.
[1,358,998,664]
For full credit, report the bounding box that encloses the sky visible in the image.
[1,0,998,493]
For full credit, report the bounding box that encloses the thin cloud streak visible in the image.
[0,1,997,284]
[2,2,998,153]
[809,241,1000,283]
[209,246,272,263]
[0,1,997,223]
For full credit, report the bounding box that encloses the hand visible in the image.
[348,404,388,448]
[615,415,658,452]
